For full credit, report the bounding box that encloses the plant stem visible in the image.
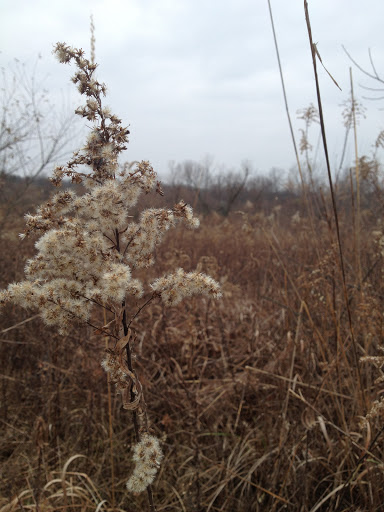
[303,0,367,411]
[104,307,116,510]
[116,226,157,511]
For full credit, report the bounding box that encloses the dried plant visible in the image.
[297,103,319,156]
[0,43,220,507]
[4,8,384,512]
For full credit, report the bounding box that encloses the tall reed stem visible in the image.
[350,67,362,287]
[303,0,366,410]
[267,0,320,260]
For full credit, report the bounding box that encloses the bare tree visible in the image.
[167,157,251,215]
[0,57,78,227]
[216,162,250,216]
[168,156,215,213]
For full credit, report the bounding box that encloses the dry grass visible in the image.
[1,187,384,511]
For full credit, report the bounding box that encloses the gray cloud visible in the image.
[1,0,383,178]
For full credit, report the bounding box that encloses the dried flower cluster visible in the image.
[101,349,132,390]
[126,433,164,493]
[0,43,221,337]
[151,268,221,306]
[0,43,221,495]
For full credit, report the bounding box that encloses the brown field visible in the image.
[1,177,384,512]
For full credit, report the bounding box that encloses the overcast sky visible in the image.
[1,0,384,179]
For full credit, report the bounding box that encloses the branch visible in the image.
[343,45,384,85]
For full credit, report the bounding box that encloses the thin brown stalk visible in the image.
[103,307,116,510]
[127,293,158,330]
[115,227,157,512]
[245,366,352,400]
[334,424,384,511]
[266,0,302,183]
[303,0,366,411]
[267,0,320,260]
[350,67,363,287]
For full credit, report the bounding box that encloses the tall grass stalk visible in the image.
[350,67,363,287]
[267,0,321,261]
[304,0,366,412]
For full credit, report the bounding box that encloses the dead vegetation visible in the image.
[1,183,384,511]
[2,9,384,508]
